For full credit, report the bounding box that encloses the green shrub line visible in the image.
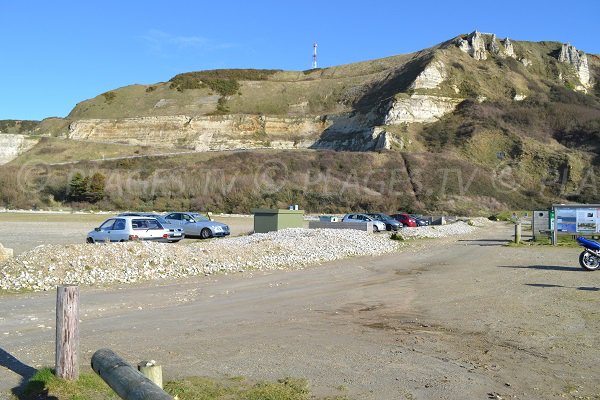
[169,69,282,95]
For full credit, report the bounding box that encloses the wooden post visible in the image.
[55,285,79,380]
[515,223,522,244]
[91,349,173,400]
[138,361,163,388]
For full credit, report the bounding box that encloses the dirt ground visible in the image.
[1,222,599,399]
[0,213,255,255]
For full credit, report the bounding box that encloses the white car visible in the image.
[341,213,387,232]
[86,216,176,243]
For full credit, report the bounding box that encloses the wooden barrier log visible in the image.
[55,285,79,380]
[91,349,172,400]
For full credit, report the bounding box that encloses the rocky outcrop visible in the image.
[457,31,487,60]
[503,38,516,58]
[68,115,328,151]
[457,32,517,60]
[0,134,39,165]
[312,126,391,151]
[409,61,447,89]
[489,35,501,55]
[558,43,591,89]
[384,94,463,124]
[520,58,532,67]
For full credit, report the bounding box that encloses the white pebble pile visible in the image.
[399,221,477,239]
[0,228,399,291]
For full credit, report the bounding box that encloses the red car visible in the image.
[391,213,417,228]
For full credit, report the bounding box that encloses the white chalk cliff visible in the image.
[558,43,591,90]
[0,134,39,165]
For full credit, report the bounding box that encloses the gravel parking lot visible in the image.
[2,222,599,400]
[0,212,255,255]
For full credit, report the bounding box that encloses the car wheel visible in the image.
[200,228,212,239]
[386,224,392,231]
[86,237,94,243]
[373,225,379,233]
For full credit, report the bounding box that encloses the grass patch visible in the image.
[390,232,405,241]
[21,370,346,400]
[21,367,118,400]
[7,137,172,166]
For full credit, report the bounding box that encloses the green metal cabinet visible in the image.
[251,208,304,233]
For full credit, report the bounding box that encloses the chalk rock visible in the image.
[469,31,488,60]
[456,31,487,60]
[558,43,591,89]
[384,94,463,124]
[0,243,14,263]
[488,34,501,55]
[503,38,516,58]
[520,58,532,67]
[409,61,447,90]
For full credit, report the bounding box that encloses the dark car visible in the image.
[410,214,430,226]
[391,213,417,228]
[366,213,402,231]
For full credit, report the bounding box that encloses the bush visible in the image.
[169,69,280,94]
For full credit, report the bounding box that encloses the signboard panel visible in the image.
[552,205,600,244]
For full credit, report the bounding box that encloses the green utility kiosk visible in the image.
[251,208,304,233]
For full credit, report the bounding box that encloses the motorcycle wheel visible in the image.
[579,251,600,271]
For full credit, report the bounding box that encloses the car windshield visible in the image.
[190,213,209,222]
[143,214,168,224]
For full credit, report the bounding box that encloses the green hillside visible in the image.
[2,32,600,214]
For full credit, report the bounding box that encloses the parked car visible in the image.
[410,214,430,226]
[86,216,171,243]
[117,212,185,242]
[391,213,417,228]
[164,212,230,239]
[366,213,402,231]
[341,213,387,232]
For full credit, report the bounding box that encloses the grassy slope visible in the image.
[66,52,421,119]
[5,137,190,166]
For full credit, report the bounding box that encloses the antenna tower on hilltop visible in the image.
[312,42,318,69]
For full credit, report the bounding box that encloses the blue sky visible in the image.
[1,0,599,121]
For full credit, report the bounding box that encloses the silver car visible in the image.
[164,212,230,239]
[341,213,387,232]
[118,212,185,242]
[86,216,171,243]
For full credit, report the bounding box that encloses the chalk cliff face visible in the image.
[384,94,462,124]
[68,115,328,151]
[0,134,39,165]
[408,61,447,90]
[558,43,591,90]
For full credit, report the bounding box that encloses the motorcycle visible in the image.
[576,236,600,271]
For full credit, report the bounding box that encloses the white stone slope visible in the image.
[0,134,39,165]
[0,229,398,291]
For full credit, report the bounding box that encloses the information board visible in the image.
[554,205,600,234]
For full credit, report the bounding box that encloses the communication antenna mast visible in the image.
[312,42,318,69]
